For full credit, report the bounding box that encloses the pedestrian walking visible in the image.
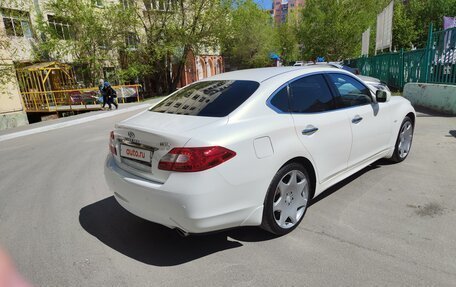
[103,82,118,110]
[98,79,108,109]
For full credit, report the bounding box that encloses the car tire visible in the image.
[390,116,414,163]
[261,163,311,235]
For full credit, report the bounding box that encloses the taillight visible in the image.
[158,146,236,172]
[109,131,117,155]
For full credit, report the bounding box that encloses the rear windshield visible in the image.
[150,80,260,117]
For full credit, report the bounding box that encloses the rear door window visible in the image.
[150,80,260,117]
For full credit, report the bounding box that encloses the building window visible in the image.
[92,0,103,7]
[1,8,32,38]
[47,15,72,40]
[146,0,176,11]
[121,0,134,9]
[125,33,139,49]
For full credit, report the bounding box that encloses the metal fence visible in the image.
[345,25,456,90]
[429,27,456,84]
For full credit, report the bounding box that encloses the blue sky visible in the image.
[254,0,273,9]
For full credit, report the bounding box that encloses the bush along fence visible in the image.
[345,24,456,90]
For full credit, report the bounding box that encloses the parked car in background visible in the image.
[357,75,391,92]
[308,62,390,92]
[105,66,415,236]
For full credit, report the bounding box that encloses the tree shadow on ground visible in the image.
[79,197,277,266]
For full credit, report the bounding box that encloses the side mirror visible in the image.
[376,89,391,103]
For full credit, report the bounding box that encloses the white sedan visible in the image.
[105,66,415,236]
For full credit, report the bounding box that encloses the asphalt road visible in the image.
[0,103,455,286]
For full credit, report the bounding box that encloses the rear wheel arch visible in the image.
[280,157,317,200]
[406,112,415,127]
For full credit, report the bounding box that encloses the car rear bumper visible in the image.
[104,155,264,234]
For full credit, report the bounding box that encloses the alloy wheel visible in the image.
[272,170,309,229]
[398,121,413,159]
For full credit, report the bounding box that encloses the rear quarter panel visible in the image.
[183,112,318,205]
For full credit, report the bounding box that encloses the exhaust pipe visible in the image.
[175,228,189,237]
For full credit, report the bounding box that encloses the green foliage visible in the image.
[392,1,418,50]
[35,0,137,85]
[140,0,230,91]
[296,0,456,59]
[33,0,232,92]
[221,0,276,69]
[393,0,456,49]
[297,0,389,61]
[274,15,300,65]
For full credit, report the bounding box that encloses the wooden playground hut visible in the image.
[16,61,141,115]
[15,61,87,112]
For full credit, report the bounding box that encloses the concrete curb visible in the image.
[403,83,456,116]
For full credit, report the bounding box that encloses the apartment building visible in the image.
[272,0,305,24]
[0,1,37,129]
[0,0,223,130]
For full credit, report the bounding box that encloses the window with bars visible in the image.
[95,0,103,7]
[1,8,33,38]
[145,0,176,11]
[125,32,139,49]
[121,0,134,9]
[47,15,72,40]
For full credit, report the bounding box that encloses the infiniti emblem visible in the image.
[128,131,135,139]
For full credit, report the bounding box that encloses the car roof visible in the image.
[204,66,345,83]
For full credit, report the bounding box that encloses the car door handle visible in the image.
[302,126,319,136]
[352,115,363,124]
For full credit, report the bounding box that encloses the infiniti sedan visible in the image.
[105,66,415,236]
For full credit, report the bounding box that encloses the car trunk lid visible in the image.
[112,111,226,183]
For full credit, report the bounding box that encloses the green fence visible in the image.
[429,27,456,84]
[345,25,456,90]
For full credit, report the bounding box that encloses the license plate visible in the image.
[120,145,152,163]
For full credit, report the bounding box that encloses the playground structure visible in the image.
[15,61,141,113]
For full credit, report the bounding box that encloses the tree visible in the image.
[220,0,276,69]
[274,12,300,65]
[392,1,418,50]
[35,0,136,86]
[123,0,231,93]
[296,0,389,60]
[392,0,456,49]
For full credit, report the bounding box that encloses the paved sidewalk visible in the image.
[0,98,162,142]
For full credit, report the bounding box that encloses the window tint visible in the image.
[269,86,289,112]
[289,74,335,113]
[150,80,259,117]
[328,74,372,107]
